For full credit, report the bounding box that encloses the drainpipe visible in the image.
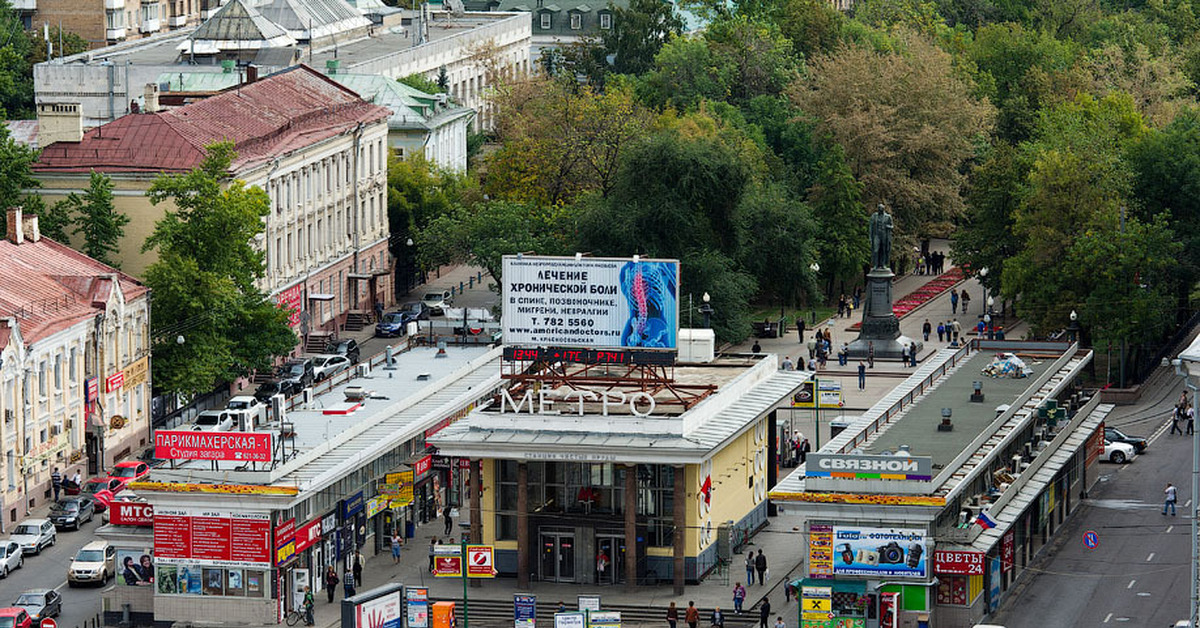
[351,122,364,311]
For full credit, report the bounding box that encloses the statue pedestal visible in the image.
[846,267,922,361]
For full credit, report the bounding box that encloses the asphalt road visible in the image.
[994,365,1195,627]
[0,514,107,628]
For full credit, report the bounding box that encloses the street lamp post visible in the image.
[699,292,714,329]
[1173,356,1200,628]
[809,263,821,324]
[1066,310,1081,345]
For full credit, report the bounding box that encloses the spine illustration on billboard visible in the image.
[620,261,677,348]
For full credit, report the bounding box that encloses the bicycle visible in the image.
[285,608,309,626]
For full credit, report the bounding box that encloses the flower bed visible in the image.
[847,267,965,330]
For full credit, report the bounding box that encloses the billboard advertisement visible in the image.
[153,508,272,568]
[502,256,680,350]
[832,526,929,578]
[356,591,402,628]
[792,380,844,408]
[154,431,272,462]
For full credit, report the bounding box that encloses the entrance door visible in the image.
[85,433,99,475]
[594,534,625,585]
[539,531,575,582]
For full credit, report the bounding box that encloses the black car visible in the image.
[1105,426,1148,454]
[254,380,288,402]
[278,358,315,390]
[135,446,167,469]
[326,338,361,364]
[48,496,95,530]
[14,589,62,625]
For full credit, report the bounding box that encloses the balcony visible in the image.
[10,0,34,11]
[104,0,123,9]
[138,18,160,33]
[168,15,188,27]
[106,27,126,41]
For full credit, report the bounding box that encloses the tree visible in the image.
[62,171,129,268]
[399,73,441,94]
[602,0,684,76]
[0,0,34,119]
[704,16,800,104]
[734,181,819,305]
[637,37,736,110]
[790,30,995,245]
[0,121,41,235]
[807,144,869,298]
[952,142,1026,297]
[142,143,296,396]
[415,200,574,282]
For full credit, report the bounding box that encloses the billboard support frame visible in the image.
[499,359,717,411]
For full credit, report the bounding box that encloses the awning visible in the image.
[348,273,374,281]
[308,293,335,301]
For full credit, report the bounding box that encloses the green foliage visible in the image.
[399,73,442,94]
[415,201,573,282]
[601,0,684,75]
[61,171,129,268]
[638,37,736,110]
[807,144,870,296]
[143,143,294,396]
[0,121,41,235]
[734,181,819,305]
[952,142,1026,296]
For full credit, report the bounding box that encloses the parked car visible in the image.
[253,380,291,402]
[311,354,351,381]
[12,590,60,626]
[326,338,361,365]
[67,541,115,586]
[191,410,234,432]
[48,496,95,530]
[422,290,453,315]
[226,395,269,425]
[0,541,23,578]
[0,607,32,628]
[376,302,430,337]
[1103,439,1137,464]
[135,446,167,469]
[108,461,151,491]
[79,477,122,512]
[9,520,54,555]
[278,358,315,390]
[1104,426,1147,454]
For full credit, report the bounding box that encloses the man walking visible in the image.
[961,290,971,313]
[858,361,866,390]
[922,319,931,342]
[754,549,767,585]
[745,553,755,586]
[950,289,959,314]
[900,344,909,368]
[796,316,806,343]
[951,320,961,345]
[798,438,811,465]
[937,322,945,342]
[759,598,772,628]
[51,467,62,501]
[343,566,356,599]
[303,586,316,626]
[686,601,700,628]
[1171,405,1184,435]
[443,506,453,536]
[1164,483,1178,516]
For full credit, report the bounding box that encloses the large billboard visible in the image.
[154,430,272,462]
[502,256,680,350]
[832,526,929,578]
[153,508,272,568]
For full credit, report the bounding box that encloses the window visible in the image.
[142,2,159,22]
[540,13,551,28]
[38,363,46,398]
[53,356,61,389]
[600,13,611,29]
[69,349,77,383]
[106,9,125,29]
[274,237,282,273]
[570,13,581,29]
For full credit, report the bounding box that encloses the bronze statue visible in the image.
[869,203,894,270]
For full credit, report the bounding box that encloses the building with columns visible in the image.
[430,354,805,589]
[0,208,150,528]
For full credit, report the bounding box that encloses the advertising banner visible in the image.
[587,612,621,628]
[555,613,586,628]
[1001,529,1015,573]
[154,508,272,568]
[934,550,984,575]
[808,524,833,579]
[109,501,154,526]
[275,518,296,568]
[116,548,154,586]
[832,526,929,578]
[801,586,832,621]
[433,546,463,577]
[466,545,496,578]
[515,594,537,628]
[294,519,322,553]
[407,587,430,628]
[414,455,433,477]
[356,591,402,628]
[154,431,272,462]
[792,380,844,408]
[502,255,680,350]
[805,454,933,482]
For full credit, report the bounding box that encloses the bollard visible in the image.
[469,277,474,289]
[459,281,465,293]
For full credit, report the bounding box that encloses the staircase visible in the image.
[305,331,333,354]
[443,598,764,628]
[343,310,369,332]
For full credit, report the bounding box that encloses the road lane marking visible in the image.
[1167,526,1174,533]
[1127,580,1136,589]
[1187,499,1193,508]
[1104,613,1113,623]
[1136,592,1151,597]
[53,580,67,592]
[1146,552,1155,562]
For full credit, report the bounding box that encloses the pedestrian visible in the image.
[686,601,700,628]
[1171,405,1184,435]
[324,567,339,603]
[961,290,971,313]
[950,289,959,314]
[774,618,785,628]
[798,438,811,465]
[597,549,610,581]
[868,342,875,368]
[922,319,931,342]
[428,538,438,572]
[667,602,679,628]
[796,316,806,343]
[752,340,762,354]
[1189,406,1196,436]
[71,469,81,489]
[744,553,755,585]
[853,287,862,310]
[900,344,909,368]
[343,566,356,599]
[951,320,961,345]
[443,506,453,536]
[759,598,771,628]
[558,602,567,614]
[754,549,767,585]
[996,326,1006,340]
[353,551,364,587]
[858,361,866,390]
[303,585,316,626]
[836,296,845,318]
[909,342,918,367]
[1164,483,1178,516]
[710,607,725,628]
[732,582,746,613]
[781,356,794,371]
[391,531,403,564]
[51,467,62,501]
[806,335,817,360]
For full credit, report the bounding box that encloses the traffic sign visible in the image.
[467,544,496,578]
[1082,530,1099,549]
[41,619,57,628]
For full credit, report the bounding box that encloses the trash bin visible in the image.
[406,521,415,539]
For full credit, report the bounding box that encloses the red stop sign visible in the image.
[41,619,57,628]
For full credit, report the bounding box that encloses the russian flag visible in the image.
[975,511,997,530]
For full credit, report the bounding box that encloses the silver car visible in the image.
[10,520,55,555]
[0,540,23,578]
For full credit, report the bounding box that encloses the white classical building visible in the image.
[0,209,151,528]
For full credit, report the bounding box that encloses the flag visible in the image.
[974,511,997,530]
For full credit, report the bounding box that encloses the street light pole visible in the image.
[699,292,714,329]
[1173,358,1200,627]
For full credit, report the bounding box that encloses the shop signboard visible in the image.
[933,550,984,575]
[356,590,402,628]
[154,508,271,568]
[1001,529,1015,573]
[105,370,124,393]
[154,431,272,462]
[277,283,304,327]
[433,546,463,577]
[414,455,433,477]
[501,255,681,350]
[801,586,832,622]
[805,454,933,482]
[514,594,536,628]
[342,492,364,519]
[808,524,833,579]
[294,519,322,553]
[275,518,296,568]
[988,556,1002,612]
[391,471,415,507]
[587,612,620,628]
[85,377,98,404]
[831,526,929,578]
[408,587,430,628]
[466,545,496,578]
[365,497,387,519]
[109,501,154,526]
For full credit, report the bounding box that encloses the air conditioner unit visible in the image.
[50,425,61,436]
[301,388,313,405]
[1011,454,1023,473]
[356,363,371,378]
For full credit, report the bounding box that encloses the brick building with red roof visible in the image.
[32,64,394,349]
[0,208,151,525]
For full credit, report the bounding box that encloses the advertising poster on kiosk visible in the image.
[356,591,403,628]
[408,588,430,628]
[832,526,929,578]
[502,256,680,350]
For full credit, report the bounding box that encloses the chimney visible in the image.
[36,103,83,146]
[22,212,40,243]
[6,208,23,244]
[144,83,161,114]
[246,64,259,84]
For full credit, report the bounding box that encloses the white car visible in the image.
[311,354,351,381]
[10,519,55,555]
[191,410,234,432]
[226,396,268,424]
[0,540,23,577]
[422,290,453,315]
[1103,440,1137,464]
